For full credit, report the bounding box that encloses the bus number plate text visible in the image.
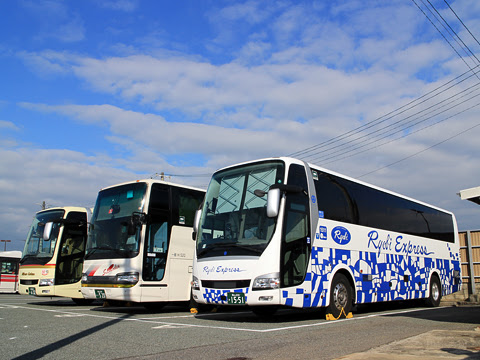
[227,292,245,305]
[28,287,36,296]
[95,289,106,299]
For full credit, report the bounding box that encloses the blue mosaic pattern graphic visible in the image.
[281,244,461,308]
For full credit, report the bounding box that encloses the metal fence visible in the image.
[458,230,480,300]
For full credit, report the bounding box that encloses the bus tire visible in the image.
[327,273,353,318]
[426,275,442,307]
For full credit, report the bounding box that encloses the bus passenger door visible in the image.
[281,164,311,288]
[143,212,169,282]
[56,212,88,286]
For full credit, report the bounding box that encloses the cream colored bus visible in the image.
[19,207,92,304]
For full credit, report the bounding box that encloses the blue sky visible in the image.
[1,0,479,251]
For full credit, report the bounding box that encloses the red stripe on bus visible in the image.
[88,265,101,276]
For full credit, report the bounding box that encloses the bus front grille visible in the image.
[20,279,38,285]
[202,280,250,289]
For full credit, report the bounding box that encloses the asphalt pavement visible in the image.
[336,316,480,359]
[1,293,479,360]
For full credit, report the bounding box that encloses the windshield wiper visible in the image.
[85,246,137,259]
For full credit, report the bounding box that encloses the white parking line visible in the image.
[0,303,444,333]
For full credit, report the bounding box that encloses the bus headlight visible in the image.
[116,272,139,285]
[39,278,54,286]
[81,273,88,282]
[191,276,200,290]
[252,273,280,290]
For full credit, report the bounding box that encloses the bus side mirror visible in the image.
[43,222,53,241]
[128,212,147,236]
[193,209,201,236]
[267,188,281,218]
[127,220,136,236]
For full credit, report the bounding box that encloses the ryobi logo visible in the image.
[331,226,351,245]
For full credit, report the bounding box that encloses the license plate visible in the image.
[28,287,36,296]
[227,292,245,305]
[95,289,106,299]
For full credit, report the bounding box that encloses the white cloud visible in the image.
[5,0,480,250]
[0,120,20,131]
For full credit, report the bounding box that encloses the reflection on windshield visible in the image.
[22,209,65,261]
[85,182,147,260]
[197,161,284,258]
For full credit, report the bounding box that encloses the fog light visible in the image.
[258,296,273,302]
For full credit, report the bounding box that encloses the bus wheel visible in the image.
[426,276,442,307]
[327,273,352,318]
[72,298,94,305]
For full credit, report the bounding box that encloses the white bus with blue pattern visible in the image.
[191,157,461,317]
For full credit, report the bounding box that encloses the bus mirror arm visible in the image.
[266,184,305,218]
[42,217,84,241]
[269,183,304,194]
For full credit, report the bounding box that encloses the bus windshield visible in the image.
[196,161,285,259]
[86,182,147,260]
[22,209,65,262]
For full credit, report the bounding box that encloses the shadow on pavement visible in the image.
[12,312,134,360]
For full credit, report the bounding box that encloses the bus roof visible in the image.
[0,250,22,259]
[212,156,454,216]
[36,206,90,215]
[99,179,206,194]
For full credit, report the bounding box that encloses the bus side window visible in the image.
[285,203,308,243]
[314,172,358,224]
[172,188,204,227]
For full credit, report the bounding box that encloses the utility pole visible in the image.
[36,201,50,210]
[0,239,11,251]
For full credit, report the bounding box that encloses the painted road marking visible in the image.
[0,303,447,333]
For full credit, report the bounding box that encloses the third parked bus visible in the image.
[81,179,205,309]
[19,207,91,303]
[0,251,21,293]
[192,157,461,316]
